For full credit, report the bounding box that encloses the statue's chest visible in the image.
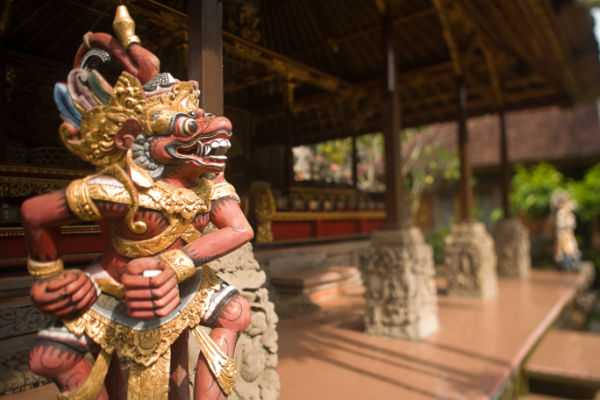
[109,180,214,258]
[138,180,213,223]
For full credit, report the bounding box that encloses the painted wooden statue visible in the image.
[21,6,253,399]
[551,189,581,271]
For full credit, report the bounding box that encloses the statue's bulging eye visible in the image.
[178,118,199,136]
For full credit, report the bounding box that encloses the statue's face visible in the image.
[148,108,233,174]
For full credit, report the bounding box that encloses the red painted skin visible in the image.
[23,109,253,399]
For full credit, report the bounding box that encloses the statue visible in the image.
[551,189,581,271]
[21,6,253,399]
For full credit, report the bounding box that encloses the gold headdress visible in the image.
[60,73,199,167]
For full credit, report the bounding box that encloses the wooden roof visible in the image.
[4,0,600,148]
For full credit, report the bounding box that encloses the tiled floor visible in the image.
[0,269,588,400]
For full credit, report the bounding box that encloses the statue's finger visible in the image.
[70,280,95,303]
[45,271,79,291]
[154,295,180,317]
[127,309,156,319]
[127,287,178,310]
[125,278,177,300]
[121,273,151,289]
[53,288,96,317]
[126,258,161,276]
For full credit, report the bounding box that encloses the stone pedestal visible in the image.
[493,218,531,278]
[445,222,498,299]
[359,226,439,340]
[190,239,280,400]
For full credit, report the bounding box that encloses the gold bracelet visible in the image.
[158,249,196,283]
[27,257,64,279]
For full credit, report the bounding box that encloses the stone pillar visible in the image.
[360,227,438,339]
[493,111,531,278]
[358,4,438,340]
[189,241,280,399]
[493,218,531,278]
[444,80,498,298]
[445,222,498,298]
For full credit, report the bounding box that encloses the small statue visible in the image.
[551,189,581,271]
[21,6,253,399]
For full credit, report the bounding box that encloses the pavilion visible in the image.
[1,0,600,398]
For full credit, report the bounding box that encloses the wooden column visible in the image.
[188,0,223,115]
[457,78,473,222]
[382,6,405,228]
[283,80,295,191]
[0,1,10,163]
[499,109,511,218]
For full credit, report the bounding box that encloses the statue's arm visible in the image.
[184,195,254,265]
[21,179,128,318]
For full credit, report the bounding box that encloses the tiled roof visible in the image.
[429,102,600,167]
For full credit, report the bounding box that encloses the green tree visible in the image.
[510,162,565,219]
[401,127,459,215]
[567,163,600,221]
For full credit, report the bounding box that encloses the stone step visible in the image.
[270,265,361,302]
[526,329,600,398]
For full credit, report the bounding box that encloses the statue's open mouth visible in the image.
[166,129,232,169]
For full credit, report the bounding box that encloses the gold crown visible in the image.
[113,5,140,48]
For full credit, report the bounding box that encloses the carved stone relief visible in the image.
[190,230,280,400]
[493,218,531,278]
[359,226,439,340]
[445,222,498,299]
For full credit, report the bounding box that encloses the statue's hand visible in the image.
[30,270,98,318]
[122,257,180,319]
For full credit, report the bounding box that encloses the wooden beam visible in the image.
[432,0,462,76]
[222,31,353,94]
[188,0,224,115]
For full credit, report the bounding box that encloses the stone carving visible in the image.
[0,304,49,340]
[250,182,276,244]
[0,351,48,395]
[445,222,498,298]
[359,227,439,340]
[551,189,581,271]
[189,233,280,400]
[493,217,531,278]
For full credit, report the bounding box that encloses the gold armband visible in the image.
[27,257,64,279]
[159,249,196,283]
[66,178,102,221]
[212,182,240,202]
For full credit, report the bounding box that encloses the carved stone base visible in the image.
[445,222,498,299]
[493,218,531,278]
[359,226,439,340]
[189,236,280,399]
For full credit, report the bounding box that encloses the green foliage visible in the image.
[402,127,459,215]
[427,224,451,265]
[491,208,504,224]
[510,162,565,219]
[567,163,600,221]
[315,138,352,167]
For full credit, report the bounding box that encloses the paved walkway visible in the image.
[277,269,588,400]
[0,269,588,400]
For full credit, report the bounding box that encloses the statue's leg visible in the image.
[194,293,251,400]
[29,339,108,399]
